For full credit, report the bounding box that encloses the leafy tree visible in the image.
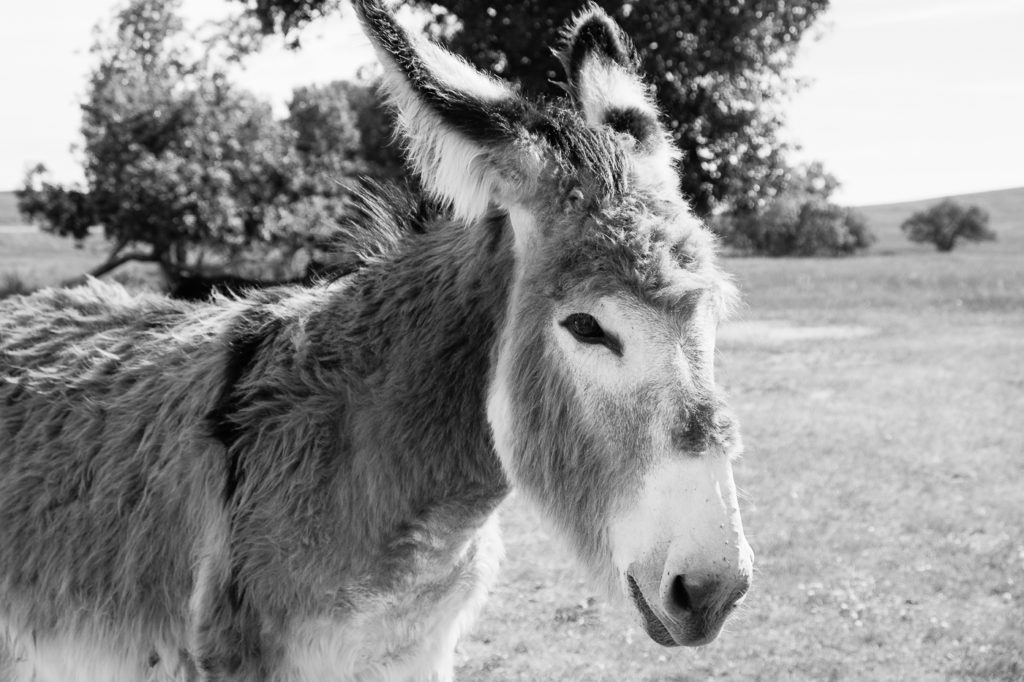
[287,80,404,194]
[901,199,995,252]
[242,0,343,45]
[787,160,841,202]
[235,0,830,217]
[18,0,400,289]
[17,0,305,283]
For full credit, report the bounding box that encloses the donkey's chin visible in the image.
[625,575,726,647]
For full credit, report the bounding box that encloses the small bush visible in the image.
[795,201,874,256]
[901,199,995,251]
[715,198,874,257]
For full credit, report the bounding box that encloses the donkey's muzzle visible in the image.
[627,565,751,647]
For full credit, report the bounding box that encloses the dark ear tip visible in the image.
[560,7,635,85]
[350,0,380,24]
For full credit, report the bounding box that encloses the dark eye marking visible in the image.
[560,313,623,356]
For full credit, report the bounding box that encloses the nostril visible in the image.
[670,574,692,612]
[667,574,719,617]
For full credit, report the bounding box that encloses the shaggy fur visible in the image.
[1,1,750,678]
[1,206,514,679]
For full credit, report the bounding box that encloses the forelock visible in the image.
[527,106,632,198]
[547,191,730,316]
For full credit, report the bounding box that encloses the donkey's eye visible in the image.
[560,314,622,355]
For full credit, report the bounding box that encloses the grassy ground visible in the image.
[0,224,161,295]
[0,225,111,292]
[1,191,1021,679]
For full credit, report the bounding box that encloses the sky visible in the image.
[1,0,1022,206]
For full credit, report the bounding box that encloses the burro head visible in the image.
[354,1,753,647]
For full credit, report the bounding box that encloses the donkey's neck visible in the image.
[222,209,516,610]
[311,208,515,566]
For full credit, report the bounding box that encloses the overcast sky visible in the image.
[1,0,1022,205]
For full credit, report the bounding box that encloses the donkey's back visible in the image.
[0,280,241,679]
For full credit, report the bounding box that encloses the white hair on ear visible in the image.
[575,54,680,194]
[629,141,682,195]
[370,33,517,224]
[575,59,656,128]
[414,39,510,104]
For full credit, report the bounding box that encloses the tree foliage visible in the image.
[236,0,830,217]
[901,200,995,252]
[17,0,299,281]
[16,166,95,241]
[287,80,403,192]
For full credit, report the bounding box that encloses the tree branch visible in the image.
[88,252,162,278]
[59,251,163,288]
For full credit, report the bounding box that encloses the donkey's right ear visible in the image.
[353,0,539,224]
[557,7,667,153]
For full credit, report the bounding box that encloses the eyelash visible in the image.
[560,313,623,356]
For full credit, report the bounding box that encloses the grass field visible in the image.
[1,189,1022,680]
[0,192,19,226]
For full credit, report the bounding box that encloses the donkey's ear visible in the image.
[557,7,666,152]
[353,0,538,224]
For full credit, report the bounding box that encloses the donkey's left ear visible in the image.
[353,0,543,225]
[557,7,669,154]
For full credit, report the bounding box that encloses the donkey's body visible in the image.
[0,208,513,680]
[2,2,755,679]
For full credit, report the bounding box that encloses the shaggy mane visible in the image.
[320,180,442,279]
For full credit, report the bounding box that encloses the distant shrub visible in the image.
[15,171,95,240]
[0,273,32,300]
[795,201,874,256]
[716,198,874,256]
[712,161,874,257]
[901,199,995,251]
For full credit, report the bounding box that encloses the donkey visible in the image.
[0,2,753,680]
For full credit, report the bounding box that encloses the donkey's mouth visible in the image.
[626,574,726,647]
[626,574,679,647]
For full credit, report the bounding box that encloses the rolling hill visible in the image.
[3,185,1021,251]
[855,186,1024,253]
